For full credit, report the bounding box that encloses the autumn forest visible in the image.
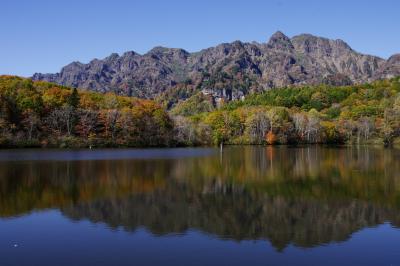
[1,75,400,148]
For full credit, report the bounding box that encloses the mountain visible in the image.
[32,32,400,103]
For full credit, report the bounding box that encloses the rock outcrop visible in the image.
[32,32,399,100]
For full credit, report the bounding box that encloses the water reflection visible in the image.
[1,146,400,250]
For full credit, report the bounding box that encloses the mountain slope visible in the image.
[32,32,399,101]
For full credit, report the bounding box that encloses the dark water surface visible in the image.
[1,146,400,266]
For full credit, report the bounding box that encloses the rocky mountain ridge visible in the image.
[32,31,400,102]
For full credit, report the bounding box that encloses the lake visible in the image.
[1,146,400,266]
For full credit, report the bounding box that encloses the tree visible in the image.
[309,91,329,110]
[173,116,196,145]
[21,109,40,141]
[66,88,80,135]
[205,111,234,145]
[101,109,121,141]
[0,95,10,136]
[245,110,270,144]
[117,108,135,145]
[42,87,71,108]
[266,131,277,144]
[380,108,399,147]
[46,106,75,136]
[305,109,321,143]
[357,117,374,142]
[76,109,98,138]
[339,119,357,143]
[62,106,76,136]
[267,107,289,132]
[67,88,80,109]
[321,121,343,143]
[292,113,308,141]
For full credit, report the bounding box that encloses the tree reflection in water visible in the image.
[1,146,400,250]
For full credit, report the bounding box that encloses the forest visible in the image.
[0,76,173,147]
[1,75,400,148]
[173,76,400,147]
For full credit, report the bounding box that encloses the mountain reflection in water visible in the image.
[1,146,400,251]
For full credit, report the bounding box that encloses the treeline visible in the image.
[1,75,400,147]
[173,77,400,146]
[0,76,173,147]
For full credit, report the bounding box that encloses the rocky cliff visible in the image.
[32,32,399,101]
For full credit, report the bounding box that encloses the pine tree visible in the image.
[66,88,80,135]
[67,88,80,109]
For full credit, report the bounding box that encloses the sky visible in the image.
[1,0,399,77]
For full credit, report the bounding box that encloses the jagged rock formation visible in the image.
[373,54,400,79]
[32,32,399,101]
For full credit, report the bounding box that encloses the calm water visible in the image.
[1,146,400,266]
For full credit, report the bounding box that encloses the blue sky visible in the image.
[1,0,399,77]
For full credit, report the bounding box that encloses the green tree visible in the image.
[67,87,80,108]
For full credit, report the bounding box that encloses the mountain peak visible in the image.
[105,53,120,61]
[291,33,354,57]
[31,32,395,100]
[266,31,294,51]
[146,46,190,59]
[147,46,169,54]
[387,53,400,64]
[270,31,289,40]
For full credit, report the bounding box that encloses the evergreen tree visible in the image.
[66,88,80,135]
[67,87,80,109]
